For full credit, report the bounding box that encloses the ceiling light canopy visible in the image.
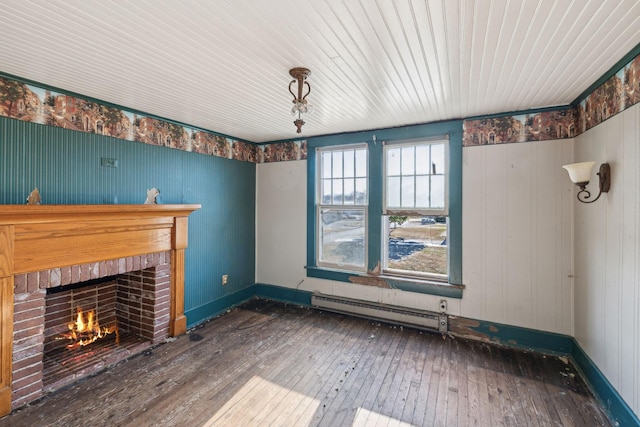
[289,67,313,134]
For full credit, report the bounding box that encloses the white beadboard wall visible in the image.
[574,103,640,416]
[461,139,574,335]
[256,136,574,333]
[255,160,309,293]
[255,160,462,316]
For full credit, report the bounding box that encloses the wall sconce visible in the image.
[289,67,313,133]
[562,161,611,203]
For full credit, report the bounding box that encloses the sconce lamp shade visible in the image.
[562,161,610,203]
[562,161,596,184]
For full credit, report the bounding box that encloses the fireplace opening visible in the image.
[43,268,164,391]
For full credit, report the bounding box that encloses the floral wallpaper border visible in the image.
[2,49,640,160]
[0,76,309,163]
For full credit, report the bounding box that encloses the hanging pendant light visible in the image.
[288,67,314,133]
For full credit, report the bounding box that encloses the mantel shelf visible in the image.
[0,204,201,224]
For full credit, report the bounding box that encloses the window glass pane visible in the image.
[343,150,355,178]
[322,152,332,178]
[401,176,414,207]
[355,178,367,205]
[430,175,445,208]
[332,151,343,178]
[320,146,368,207]
[415,145,430,175]
[322,179,332,204]
[415,175,429,207]
[332,179,343,204]
[431,143,445,176]
[383,215,447,276]
[319,208,365,269]
[384,140,447,215]
[387,176,400,207]
[355,148,367,177]
[401,146,415,175]
[387,147,401,176]
[343,178,355,204]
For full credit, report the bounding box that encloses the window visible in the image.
[307,121,463,297]
[317,145,368,270]
[383,140,448,281]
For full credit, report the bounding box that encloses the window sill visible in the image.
[306,266,464,299]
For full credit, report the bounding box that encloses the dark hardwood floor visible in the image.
[1,299,611,426]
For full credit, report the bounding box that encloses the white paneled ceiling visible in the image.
[1,0,639,143]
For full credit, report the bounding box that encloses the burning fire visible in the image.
[64,308,118,349]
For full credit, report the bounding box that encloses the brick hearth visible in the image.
[12,252,171,409]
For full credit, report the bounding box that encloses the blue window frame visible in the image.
[306,120,463,298]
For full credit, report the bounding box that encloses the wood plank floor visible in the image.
[1,299,612,427]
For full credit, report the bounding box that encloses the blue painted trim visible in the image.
[461,317,575,355]
[387,278,463,298]
[460,317,639,426]
[306,147,317,268]
[464,104,573,122]
[309,120,463,149]
[447,127,463,285]
[185,285,255,328]
[260,138,308,145]
[367,138,383,273]
[305,267,463,299]
[306,266,355,282]
[572,341,640,427]
[254,283,313,306]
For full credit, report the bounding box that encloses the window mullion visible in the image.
[428,144,432,208]
[398,149,402,207]
[341,154,345,206]
[413,147,418,206]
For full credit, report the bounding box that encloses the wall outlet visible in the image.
[439,299,447,313]
[222,274,228,286]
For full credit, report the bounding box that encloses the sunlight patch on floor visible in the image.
[351,407,417,427]
[202,375,320,426]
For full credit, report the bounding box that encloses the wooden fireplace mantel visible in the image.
[0,204,200,415]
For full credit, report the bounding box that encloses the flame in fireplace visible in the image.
[64,308,118,349]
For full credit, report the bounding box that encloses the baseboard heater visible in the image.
[311,294,448,334]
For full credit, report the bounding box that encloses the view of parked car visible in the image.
[421,216,447,224]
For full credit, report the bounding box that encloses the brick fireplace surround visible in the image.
[16,252,171,407]
[0,204,200,416]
